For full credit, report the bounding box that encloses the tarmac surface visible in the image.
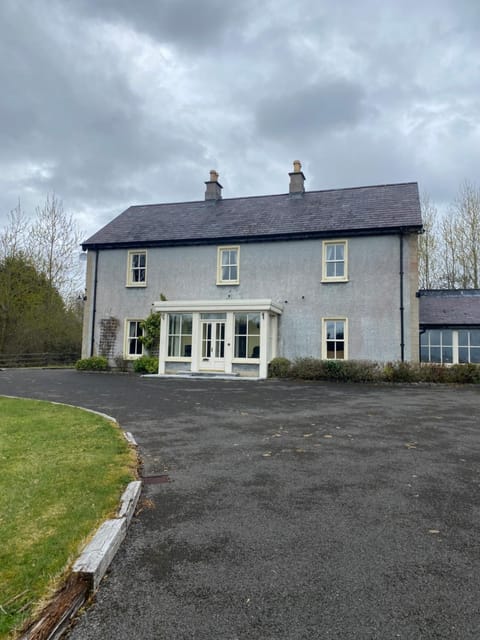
[1,369,479,639]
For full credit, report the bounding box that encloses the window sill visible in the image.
[126,283,147,288]
[232,358,261,364]
[165,357,192,362]
[124,354,144,360]
[216,281,239,286]
[321,278,349,284]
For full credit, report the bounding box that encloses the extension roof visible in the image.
[419,290,480,326]
[82,182,422,250]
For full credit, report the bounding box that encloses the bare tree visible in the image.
[418,192,440,289]
[438,181,480,289]
[28,194,84,298]
[0,200,30,260]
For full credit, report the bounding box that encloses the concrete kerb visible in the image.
[2,395,143,640]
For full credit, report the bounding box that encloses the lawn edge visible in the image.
[1,396,142,640]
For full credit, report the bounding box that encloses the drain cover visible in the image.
[143,475,171,485]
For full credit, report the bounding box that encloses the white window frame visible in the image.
[124,319,144,359]
[420,328,480,364]
[217,246,240,285]
[232,312,261,362]
[126,250,147,287]
[322,240,348,282]
[322,317,348,360]
[166,313,193,361]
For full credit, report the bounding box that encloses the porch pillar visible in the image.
[158,313,168,374]
[259,311,269,379]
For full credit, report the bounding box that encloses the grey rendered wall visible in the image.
[83,233,419,363]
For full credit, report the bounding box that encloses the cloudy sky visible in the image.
[1,0,479,240]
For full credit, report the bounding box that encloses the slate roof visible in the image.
[82,182,422,249]
[419,290,480,326]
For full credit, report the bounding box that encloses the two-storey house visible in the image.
[81,162,422,378]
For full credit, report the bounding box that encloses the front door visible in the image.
[200,321,225,371]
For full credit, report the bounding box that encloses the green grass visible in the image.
[0,397,137,639]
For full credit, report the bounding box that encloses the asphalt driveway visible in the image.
[1,369,479,639]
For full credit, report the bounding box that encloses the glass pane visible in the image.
[230,266,237,280]
[221,250,229,266]
[441,330,453,345]
[132,255,139,267]
[222,266,230,280]
[201,313,226,320]
[430,347,441,363]
[335,244,344,260]
[442,346,453,363]
[420,346,429,362]
[181,337,192,358]
[458,330,469,347]
[326,341,335,359]
[181,315,193,335]
[235,336,246,358]
[139,254,145,267]
[470,348,480,363]
[326,245,335,261]
[248,314,260,334]
[420,332,428,346]
[429,330,441,345]
[248,336,260,358]
[138,269,145,282]
[169,315,180,335]
[458,347,469,363]
[336,345,345,360]
[326,263,335,278]
[235,314,247,334]
[470,330,480,346]
[336,262,344,277]
[326,322,335,340]
[336,323,344,340]
[168,336,180,357]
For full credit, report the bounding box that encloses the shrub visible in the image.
[448,363,480,384]
[133,356,159,374]
[75,356,109,371]
[383,361,421,383]
[268,357,292,378]
[290,357,326,380]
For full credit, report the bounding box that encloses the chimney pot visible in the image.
[289,160,305,195]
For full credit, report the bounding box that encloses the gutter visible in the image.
[90,250,99,357]
[399,233,405,362]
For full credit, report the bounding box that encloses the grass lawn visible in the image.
[0,397,137,639]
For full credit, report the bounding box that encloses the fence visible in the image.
[0,352,80,368]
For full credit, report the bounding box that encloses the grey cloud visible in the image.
[256,81,372,142]
[68,0,255,50]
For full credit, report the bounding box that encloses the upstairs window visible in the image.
[217,246,239,285]
[125,320,144,358]
[323,318,347,360]
[127,250,147,286]
[322,240,348,282]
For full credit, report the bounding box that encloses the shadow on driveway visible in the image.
[1,369,479,639]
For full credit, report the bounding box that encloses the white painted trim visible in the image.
[216,245,240,285]
[123,319,145,360]
[321,239,349,283]
[321,317,349,360]
[126,249,147,287]
[153,299,283,314]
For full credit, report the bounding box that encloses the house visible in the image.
[418,289,480,364]
[81,162,423,378]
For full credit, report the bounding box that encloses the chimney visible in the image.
[205,169,223,201]
[289,160,305,195]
